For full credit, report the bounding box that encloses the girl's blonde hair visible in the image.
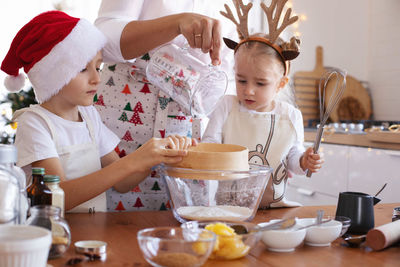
[236,33,289,76]
[235,33,297,106]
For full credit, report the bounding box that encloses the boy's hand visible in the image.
[166,134,198,150]
[133,136,197,172]
[300,147,324,173]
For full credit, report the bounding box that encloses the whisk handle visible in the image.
[306,128,324,178]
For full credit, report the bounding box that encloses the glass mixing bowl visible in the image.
[161,164,272,223]
[137,227,216,267]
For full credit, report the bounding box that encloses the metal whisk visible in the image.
[306,68,347,177]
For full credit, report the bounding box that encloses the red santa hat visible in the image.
[1,10,106,103]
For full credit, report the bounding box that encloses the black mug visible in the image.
[335,191,381,234]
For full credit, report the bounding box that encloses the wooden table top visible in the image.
[48,204,400,267]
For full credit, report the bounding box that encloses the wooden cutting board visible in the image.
[325,75,372,122]
[294,46,372,124]
[293,46,326,125]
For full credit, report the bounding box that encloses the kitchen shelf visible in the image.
[304,130,400,150]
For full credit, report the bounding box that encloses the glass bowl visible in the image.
[334,216,351,236]
[161,164,272,223]
[137,227,216,267]
[182,221,261,260]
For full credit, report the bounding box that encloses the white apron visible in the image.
[223,98,300,208]
[21,105,106,213]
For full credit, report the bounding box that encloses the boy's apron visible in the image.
[20,105,106,213]
[95,56,203,211]
[222,98,301,208]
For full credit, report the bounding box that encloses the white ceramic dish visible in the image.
[258,221,306,252]
[297,218,342,246]
[0,225,51,267]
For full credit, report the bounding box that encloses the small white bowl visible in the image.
[258,221,306,252]
[297,218,342,246]
[0,225,51,267]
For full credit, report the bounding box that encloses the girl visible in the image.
[1,11,194,213]
[202,0,324,208]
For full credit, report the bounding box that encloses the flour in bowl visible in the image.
[177,205,253,221]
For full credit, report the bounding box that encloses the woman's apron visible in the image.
[222,98,300,208]
[95,56,203,211]
[20,105,106,213]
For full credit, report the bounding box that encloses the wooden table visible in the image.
[48,204,400,266]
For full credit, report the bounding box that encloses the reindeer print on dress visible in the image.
[222,96,296,208]
[248,114,289,207]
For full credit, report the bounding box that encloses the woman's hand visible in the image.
[178,13,222,66]
[300,147,325,173]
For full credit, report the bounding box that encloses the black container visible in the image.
[335,191,380,234]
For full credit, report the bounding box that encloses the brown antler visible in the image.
[261,0,298,43]
[220,0,253,39]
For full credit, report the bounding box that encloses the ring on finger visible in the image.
[194,34,202,38]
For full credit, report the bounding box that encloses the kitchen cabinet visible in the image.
[286,142,400,206]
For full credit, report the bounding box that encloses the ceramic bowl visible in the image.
[161,164,272,223]
[182,221,261,260]
[334,216,351,237]
[258,220,306,252]
[297,217,342,246]
[0,225,51,267]
[137,227,216,267]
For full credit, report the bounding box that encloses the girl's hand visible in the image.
[300,147,325,173]
[178,13,222,66]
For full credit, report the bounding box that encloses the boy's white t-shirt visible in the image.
[14,105,120,178]
[202,95,306,175]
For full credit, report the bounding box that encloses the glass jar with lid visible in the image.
[0,144,28,224]
[44,175,65,217]
[26,205,71,259]
[26,167,52,207]
[392,207,400,222]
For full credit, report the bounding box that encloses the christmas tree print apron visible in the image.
[16,105,106,213]
[95,54,203,211]
[222,98,299,208]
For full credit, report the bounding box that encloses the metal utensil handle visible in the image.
[306,126,324,177]
[297,218,332,230]
[255,217,296,232]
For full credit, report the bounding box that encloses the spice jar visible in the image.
[26,205,71,259]
[44,175,65,217]
[26,167,52,207]
[392,207,400,222]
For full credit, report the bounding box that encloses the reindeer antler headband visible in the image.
[221,0,300,76]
